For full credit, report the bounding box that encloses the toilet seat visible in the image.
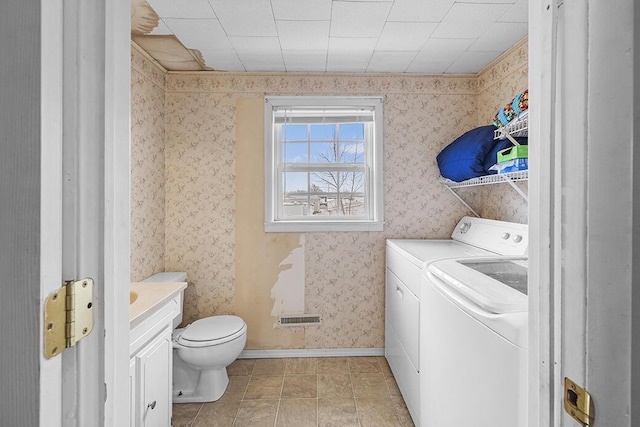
[177,315,246,348]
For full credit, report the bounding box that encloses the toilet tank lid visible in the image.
[181,315,246,342]
[142,271,187,282]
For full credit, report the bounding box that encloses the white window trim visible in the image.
[264,96,384,233]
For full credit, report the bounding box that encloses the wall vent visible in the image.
[278,314,322,327]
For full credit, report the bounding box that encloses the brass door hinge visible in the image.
[44,278,94,359]
[564,377,595,426]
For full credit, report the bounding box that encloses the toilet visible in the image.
[142,272,247,403]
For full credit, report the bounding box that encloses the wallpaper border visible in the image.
[164,73,478,95]
[131,42,166,89]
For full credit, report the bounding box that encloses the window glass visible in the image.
[265,97,384,232]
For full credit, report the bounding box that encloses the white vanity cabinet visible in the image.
[131,327,172,427]
[130,282,186,427]
[385,241,423,426]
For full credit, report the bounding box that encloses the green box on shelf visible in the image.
[497,145,529,163]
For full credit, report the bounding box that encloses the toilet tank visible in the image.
[142,272,187,328]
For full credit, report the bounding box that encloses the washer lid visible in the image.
[181,315,245,342]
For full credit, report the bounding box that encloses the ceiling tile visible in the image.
[414,38,474,62]
[330,1,392,38]
[431,22,489,39]
[447,50,501,73]
[327,37,378,63]
[453,0,515,3]
[469,22,528,52]
[242,59,286,72]
[271,0,332,20]
[442,2,512,23]
[376,22,438,51]
[387,0,455,23]
[326,61,369,73]
[367,51,416,72]
[146,0,215,19]
[406,61,451,73]
[200,49,245,71]
[209,0,277,36]
[277,21,330,50]
[282,50,327,71]
[163,18,232,50]
[229,36,281,57]
[499,0,529,23]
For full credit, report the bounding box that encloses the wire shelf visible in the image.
[439,170,529,189]
[494,111,529,140]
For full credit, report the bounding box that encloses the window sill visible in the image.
[264,220,385,233]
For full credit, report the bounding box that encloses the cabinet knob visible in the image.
[147,401,157,410]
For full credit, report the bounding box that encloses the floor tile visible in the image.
[253,358,287,376]
[351,373,389,398]
[170,357,413,427]
[244,375,284,399]
[276,398,317,427]
[317,357,349,374]
[317,398,359,427]
[318,374,353,399]
[281,374,317,398]
[172,403,202,427]
[285,357,318,375]
[377,357,394,378]
[233,400,279,427]
[219,375,249,401]
[192,399,240,427]
[348,356,381,373]
[385,376,402,396]
[356,397,402,427]
[227,359,255,376]
[391,395,415,427]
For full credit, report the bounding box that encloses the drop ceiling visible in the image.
[134,0,528,73]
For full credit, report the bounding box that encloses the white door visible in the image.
[529,1,639,426]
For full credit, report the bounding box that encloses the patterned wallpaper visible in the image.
[130,38,529,349]
[130,44,166,282]
[476,38,529,223]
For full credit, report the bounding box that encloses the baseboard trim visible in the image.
[238,348,385,359]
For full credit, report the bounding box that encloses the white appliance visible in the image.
[421,256,528,427]
[385,217,528,425]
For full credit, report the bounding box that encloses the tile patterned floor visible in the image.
[172,356,415,427]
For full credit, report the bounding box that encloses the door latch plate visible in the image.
[564,377,595,426]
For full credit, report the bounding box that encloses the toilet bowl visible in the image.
[142,272,247,403]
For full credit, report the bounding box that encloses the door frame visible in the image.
[529,1,639,426]
[39,0,130,425]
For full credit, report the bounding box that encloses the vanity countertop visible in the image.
[129,281,187,324]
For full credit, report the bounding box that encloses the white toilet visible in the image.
[142,272,247,403]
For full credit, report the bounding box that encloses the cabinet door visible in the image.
[137,328,172,427]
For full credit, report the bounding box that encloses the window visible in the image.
[264,96,384,232]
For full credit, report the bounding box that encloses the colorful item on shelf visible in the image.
[489,145,529,174]
[483,137,528,174]
[492,89,529,127]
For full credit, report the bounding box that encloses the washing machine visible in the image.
[421,256,528,427]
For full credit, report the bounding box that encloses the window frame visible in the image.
[264,96,384,232]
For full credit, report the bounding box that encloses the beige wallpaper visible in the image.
[476,38,529,223]
[130,38,529,350]
[163,73,480,349]
[130,44,167,282]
